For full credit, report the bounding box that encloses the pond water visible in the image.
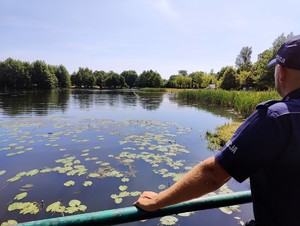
[0,89,253,225]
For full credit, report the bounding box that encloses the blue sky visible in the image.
[1,0,299,79]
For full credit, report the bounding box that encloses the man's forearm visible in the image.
[134,157,231,211]
[155,157,230,207]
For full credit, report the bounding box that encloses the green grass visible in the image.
[206,122,241,151]
[178,89,280,118]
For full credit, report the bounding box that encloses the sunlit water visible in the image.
[0,89,253,225]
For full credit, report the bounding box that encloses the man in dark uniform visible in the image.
[134,35,300,226]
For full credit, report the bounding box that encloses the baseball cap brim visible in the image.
[267,58,277,67]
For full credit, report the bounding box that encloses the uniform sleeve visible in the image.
[215,107,289,183]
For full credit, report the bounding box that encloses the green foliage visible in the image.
[206,122,241,150]
[0,58,31,89]
[178,89,280,118]
[105,71,125,88]
[0,58,70,90]
[31,61,58,89]
[220,67,239,90]
[189,71,204,88]
[165,75,177,88]
[94,70,106,89]
[121,70,138,89]
[51,65,71,88]
[137,70,162,88]
[178,70,188,76]
[236,46,252,72]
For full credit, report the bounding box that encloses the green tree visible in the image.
[94,70,106,89]
[175,75,185,88]
[236,46,252,72]
[137,70,162,88]
[51,65,70,88]
[31,60,58,89]
[105,71,125,88]
[178,70,188,76]
[220,67,239,90]
[0,58,31,89]
[165,75,177,88]
[237,71,255,90]
[70,71,82,88]
[121,70,138,89]
[202,74,217,88]
[217,66,232,80]
[189,71,205,88]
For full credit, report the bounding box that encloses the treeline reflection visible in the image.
[0,89,164,117]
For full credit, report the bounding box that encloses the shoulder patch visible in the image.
[256,100,281,109]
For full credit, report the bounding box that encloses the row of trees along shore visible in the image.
[0,33,294,91]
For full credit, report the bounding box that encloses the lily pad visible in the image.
[119,185,127,191]
[219,206,233,215]
[14,192,28,201]
[83,181,93,187]
[159,216,178,225]
[64,180,75,186]
[8,202,39,214]
[26,169,39,176]
[69,199,81,207]
[46,201,63,212]
[1,220,18,226]
[0,170,6,176]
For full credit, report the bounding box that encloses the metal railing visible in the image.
[18,190,252,226]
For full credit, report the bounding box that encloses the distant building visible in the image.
[207,84,216,89]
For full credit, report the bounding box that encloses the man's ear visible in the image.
[278,65,286,82]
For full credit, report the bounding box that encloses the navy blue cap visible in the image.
[267,35,300,70]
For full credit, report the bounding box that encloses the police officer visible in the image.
[134,35,300,226]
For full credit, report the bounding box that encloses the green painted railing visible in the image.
[18,190,252,226]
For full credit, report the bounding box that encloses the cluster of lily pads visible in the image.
[0,117,245,225]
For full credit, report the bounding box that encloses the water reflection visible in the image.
[137,92,163,111]
[0,90,165,117]
[0,90,69,116]
[169,94,241,121]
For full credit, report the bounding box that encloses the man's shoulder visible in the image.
[256,100,281,109]
[256,98,300,117]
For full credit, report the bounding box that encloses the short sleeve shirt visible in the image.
[215,88,300,226]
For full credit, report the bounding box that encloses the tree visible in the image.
[165,75,177,88]
[217,66,232,80]
[202,74,217,88]
[105,71,124,88]
[137,70,162,88]
[251,33,293,90]
[220,67,239,90]
[0,58,31,89]
[178,70,188,76]
[235,46,252,72]
[94,70,106,89]
[121,70,138,89]
[189,71,205,88]
[237,71,254,90]
[175,75,185,88]
[31,60,58,89]
[70,71,82,88]
[52,65,70,88]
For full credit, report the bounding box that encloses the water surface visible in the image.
[0,89,253,225]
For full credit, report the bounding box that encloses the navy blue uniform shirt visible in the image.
[216,88,300,226]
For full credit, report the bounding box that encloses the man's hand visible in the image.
[133,191,161,212]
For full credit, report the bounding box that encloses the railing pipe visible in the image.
[18,190,251,226]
